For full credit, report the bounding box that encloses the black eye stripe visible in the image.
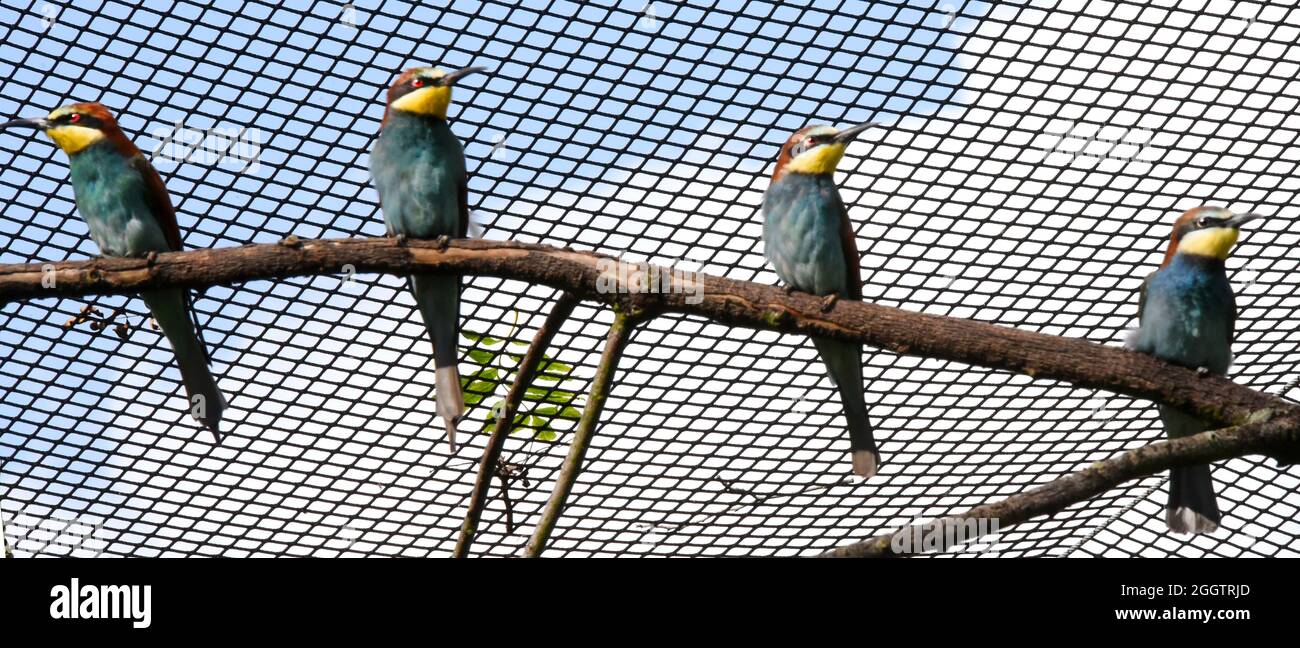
[790,134,833,157]
[395,76,443,99]
[57,114,99,128]
[1178,214,1226,236]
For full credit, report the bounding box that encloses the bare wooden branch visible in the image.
[2,237,1294,443]
[818,412,1300,558]
[524,309,639,557]
[453,292,579,558]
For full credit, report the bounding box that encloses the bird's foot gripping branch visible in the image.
[1,237,1297,556]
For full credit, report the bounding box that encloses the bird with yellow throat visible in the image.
[1,103,227,439]
[1128,206,1265,533]
[370,65,487,451]
[762,122,882,476]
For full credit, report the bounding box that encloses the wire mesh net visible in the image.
[2,0,1299,557]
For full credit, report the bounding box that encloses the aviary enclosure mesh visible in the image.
[1,0,1298,557]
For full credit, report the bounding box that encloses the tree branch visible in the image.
[523,309,639,558]
[817,412,1300,557]
[2,237,1293,442]
[453,293,579,558]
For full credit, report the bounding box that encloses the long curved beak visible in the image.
[833,121,883,144]
[1226,212,1264,228]
[442,65,489,85]
[0,117,48,132]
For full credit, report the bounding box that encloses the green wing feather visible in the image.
[130,155,182,252]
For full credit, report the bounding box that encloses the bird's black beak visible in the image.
[0,117,48,132]
[1225,212,1264,229]
[832,121,882,144]
[442,65,489,85]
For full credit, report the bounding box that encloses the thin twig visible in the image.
[496,467,517,535]
[818,413,1300,557]
[524,309,639,558]
[453,293,579,557]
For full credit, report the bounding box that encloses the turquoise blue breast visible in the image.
[370,111,466,239]
[762,172,850,296]
[67,142,171,257]
[1135,254,1235,374]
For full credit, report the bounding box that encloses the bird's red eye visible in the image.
[411,78,424,88]
[805,137,815,147]
[69,114,80,123]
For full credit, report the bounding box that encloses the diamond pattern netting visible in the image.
[1,0,1298,557]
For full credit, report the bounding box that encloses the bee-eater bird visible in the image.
[762,122,881,476]
[369,65,486,451]
[0,103,226,439]
[1128,206,1264,534]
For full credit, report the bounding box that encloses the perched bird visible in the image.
[369,65,486,450]
[1128,206,1264,534]
[1,103,226,439]
[762,122,881,476]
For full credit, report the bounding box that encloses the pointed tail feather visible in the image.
[812,336,879,476]
[1157,404,1221,534]
[410,274,464,450]
[852,450,878,478]
[436,365,463,451]
[140,289,226,441]
[1167,464,1220,534]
